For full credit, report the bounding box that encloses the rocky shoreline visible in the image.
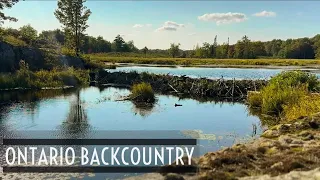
[125,113,320,180]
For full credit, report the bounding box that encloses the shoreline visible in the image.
[125,113,320,180]
[109,63,320,70]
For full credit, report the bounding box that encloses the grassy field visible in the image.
[87,54,320,67]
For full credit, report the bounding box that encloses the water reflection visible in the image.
[0,87,263,152]
[131,102,156,118]
[59,90,90,138]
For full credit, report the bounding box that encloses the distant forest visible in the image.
[1,25,320,60]
[1,0,320,60]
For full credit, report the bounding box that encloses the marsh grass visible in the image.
[0,61,89,89]
[87,54,320,66]
[247,71,320,121]
[130,82,155,103]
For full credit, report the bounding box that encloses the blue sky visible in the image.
[3,1,320,49]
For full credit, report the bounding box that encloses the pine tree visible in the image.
[0,0,20,24]
[54,0,91,56]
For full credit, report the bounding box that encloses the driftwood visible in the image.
[95,71,268,101]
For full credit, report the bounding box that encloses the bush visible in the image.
[283,94,320,120]
[0,61,89,89]
[247,71,320,120]
[130,82,155,103]
[269,71,319,91]
[61,47,76,56]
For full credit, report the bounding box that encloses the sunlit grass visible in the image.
[87,54,320,66]
[130,82,155,103]
[247,71,320,121]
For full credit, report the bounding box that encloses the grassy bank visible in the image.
[87,54,320,66]
[0,62,89,89]
[248,71,320,121]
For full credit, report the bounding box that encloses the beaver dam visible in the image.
[93,71,268,101]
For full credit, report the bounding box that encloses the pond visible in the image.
[108,66,320,80]
[0,86,263,179]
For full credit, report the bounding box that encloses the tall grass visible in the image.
[87,54,320,66]
[247,71,320,121]
[130,82,155,103]
[0,61,89,89]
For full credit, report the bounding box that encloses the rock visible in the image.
[309,120,319,129]
[164,173,185,180]
[277,124,291,133]
[271,162,284,169]
[279,135,304,147]
[159,157,198,175]
[0,41,85,72]
[0,41,16,72]
[262,130,280,138]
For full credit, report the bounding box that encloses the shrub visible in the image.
[269,71,319,91]
[0,61,89,89]
[247,91,262,108]
[283,94,320,120]
[61,47,76,56]
[247,71,320,120]
[130,82,155,103]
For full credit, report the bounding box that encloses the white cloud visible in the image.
[133,24,152,28]
[198,12,247,25]
[155,26,177,32]
[253,11,276,17]
[155,21,184,32]
[133,24,144,28]
[164,21,185,28]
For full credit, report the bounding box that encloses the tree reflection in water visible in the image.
[60,90,90,138]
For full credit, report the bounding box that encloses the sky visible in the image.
[3,1,320,50]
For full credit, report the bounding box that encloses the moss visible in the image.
[2,35,27,46]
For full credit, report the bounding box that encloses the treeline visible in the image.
[190,35,320,59]
[1,25,320,60]
[2,0,320,60]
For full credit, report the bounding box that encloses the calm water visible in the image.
[109,66,320,80]
[0,87,263,179]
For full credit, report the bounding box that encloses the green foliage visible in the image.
[168,43,181,58]
[142,46,148,57]
[283,94,320,120]
[0,0,19,24]
[2,35,27,46]
[0,60,89,89]
[54,0,92,54]
[19,24,38,45]
[247,71,320,120]
[130,82,155,103]
[61,47,76,56]
[269,71,319,91]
